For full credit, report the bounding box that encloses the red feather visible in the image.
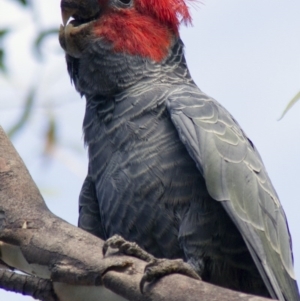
[93,0,192,62]
[135,0,192,34]
[94,9,172,62]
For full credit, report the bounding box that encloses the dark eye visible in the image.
[117,0,132,7]
[110,0,132,9]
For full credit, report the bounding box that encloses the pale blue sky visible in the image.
[0,0,299,300]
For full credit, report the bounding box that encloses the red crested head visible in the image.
[94,0,192,62]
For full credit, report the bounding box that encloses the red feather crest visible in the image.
[94,0,193,61]
[135,0,192,34]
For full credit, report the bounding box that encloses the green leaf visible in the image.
[43,115,57,155]
[12,0,29,6]
[278,91,300,120]
[0,29,9,39]
[0,29,10,73]
[7,88,36,138]
[34,28,59,59]
[0,49,6,73]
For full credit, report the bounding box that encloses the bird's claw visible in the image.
[103,235,200,294]
[102,235,154,262]
[140,258,201,293]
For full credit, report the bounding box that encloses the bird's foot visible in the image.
[102,235,200,293]
[103,235,155,262]
[140,258,200,292]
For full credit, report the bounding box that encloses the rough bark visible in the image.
[0,126,274,301]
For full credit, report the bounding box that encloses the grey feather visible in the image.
[167,86,299,301]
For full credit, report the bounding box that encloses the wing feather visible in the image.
[167,86,299,301]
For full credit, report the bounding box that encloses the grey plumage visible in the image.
[60,5,300,299]
[167,84,298,300]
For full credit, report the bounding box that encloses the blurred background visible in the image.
[0,0,299,300]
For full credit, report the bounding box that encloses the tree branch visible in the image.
[0,126,273,301]
[0,269,58,301]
